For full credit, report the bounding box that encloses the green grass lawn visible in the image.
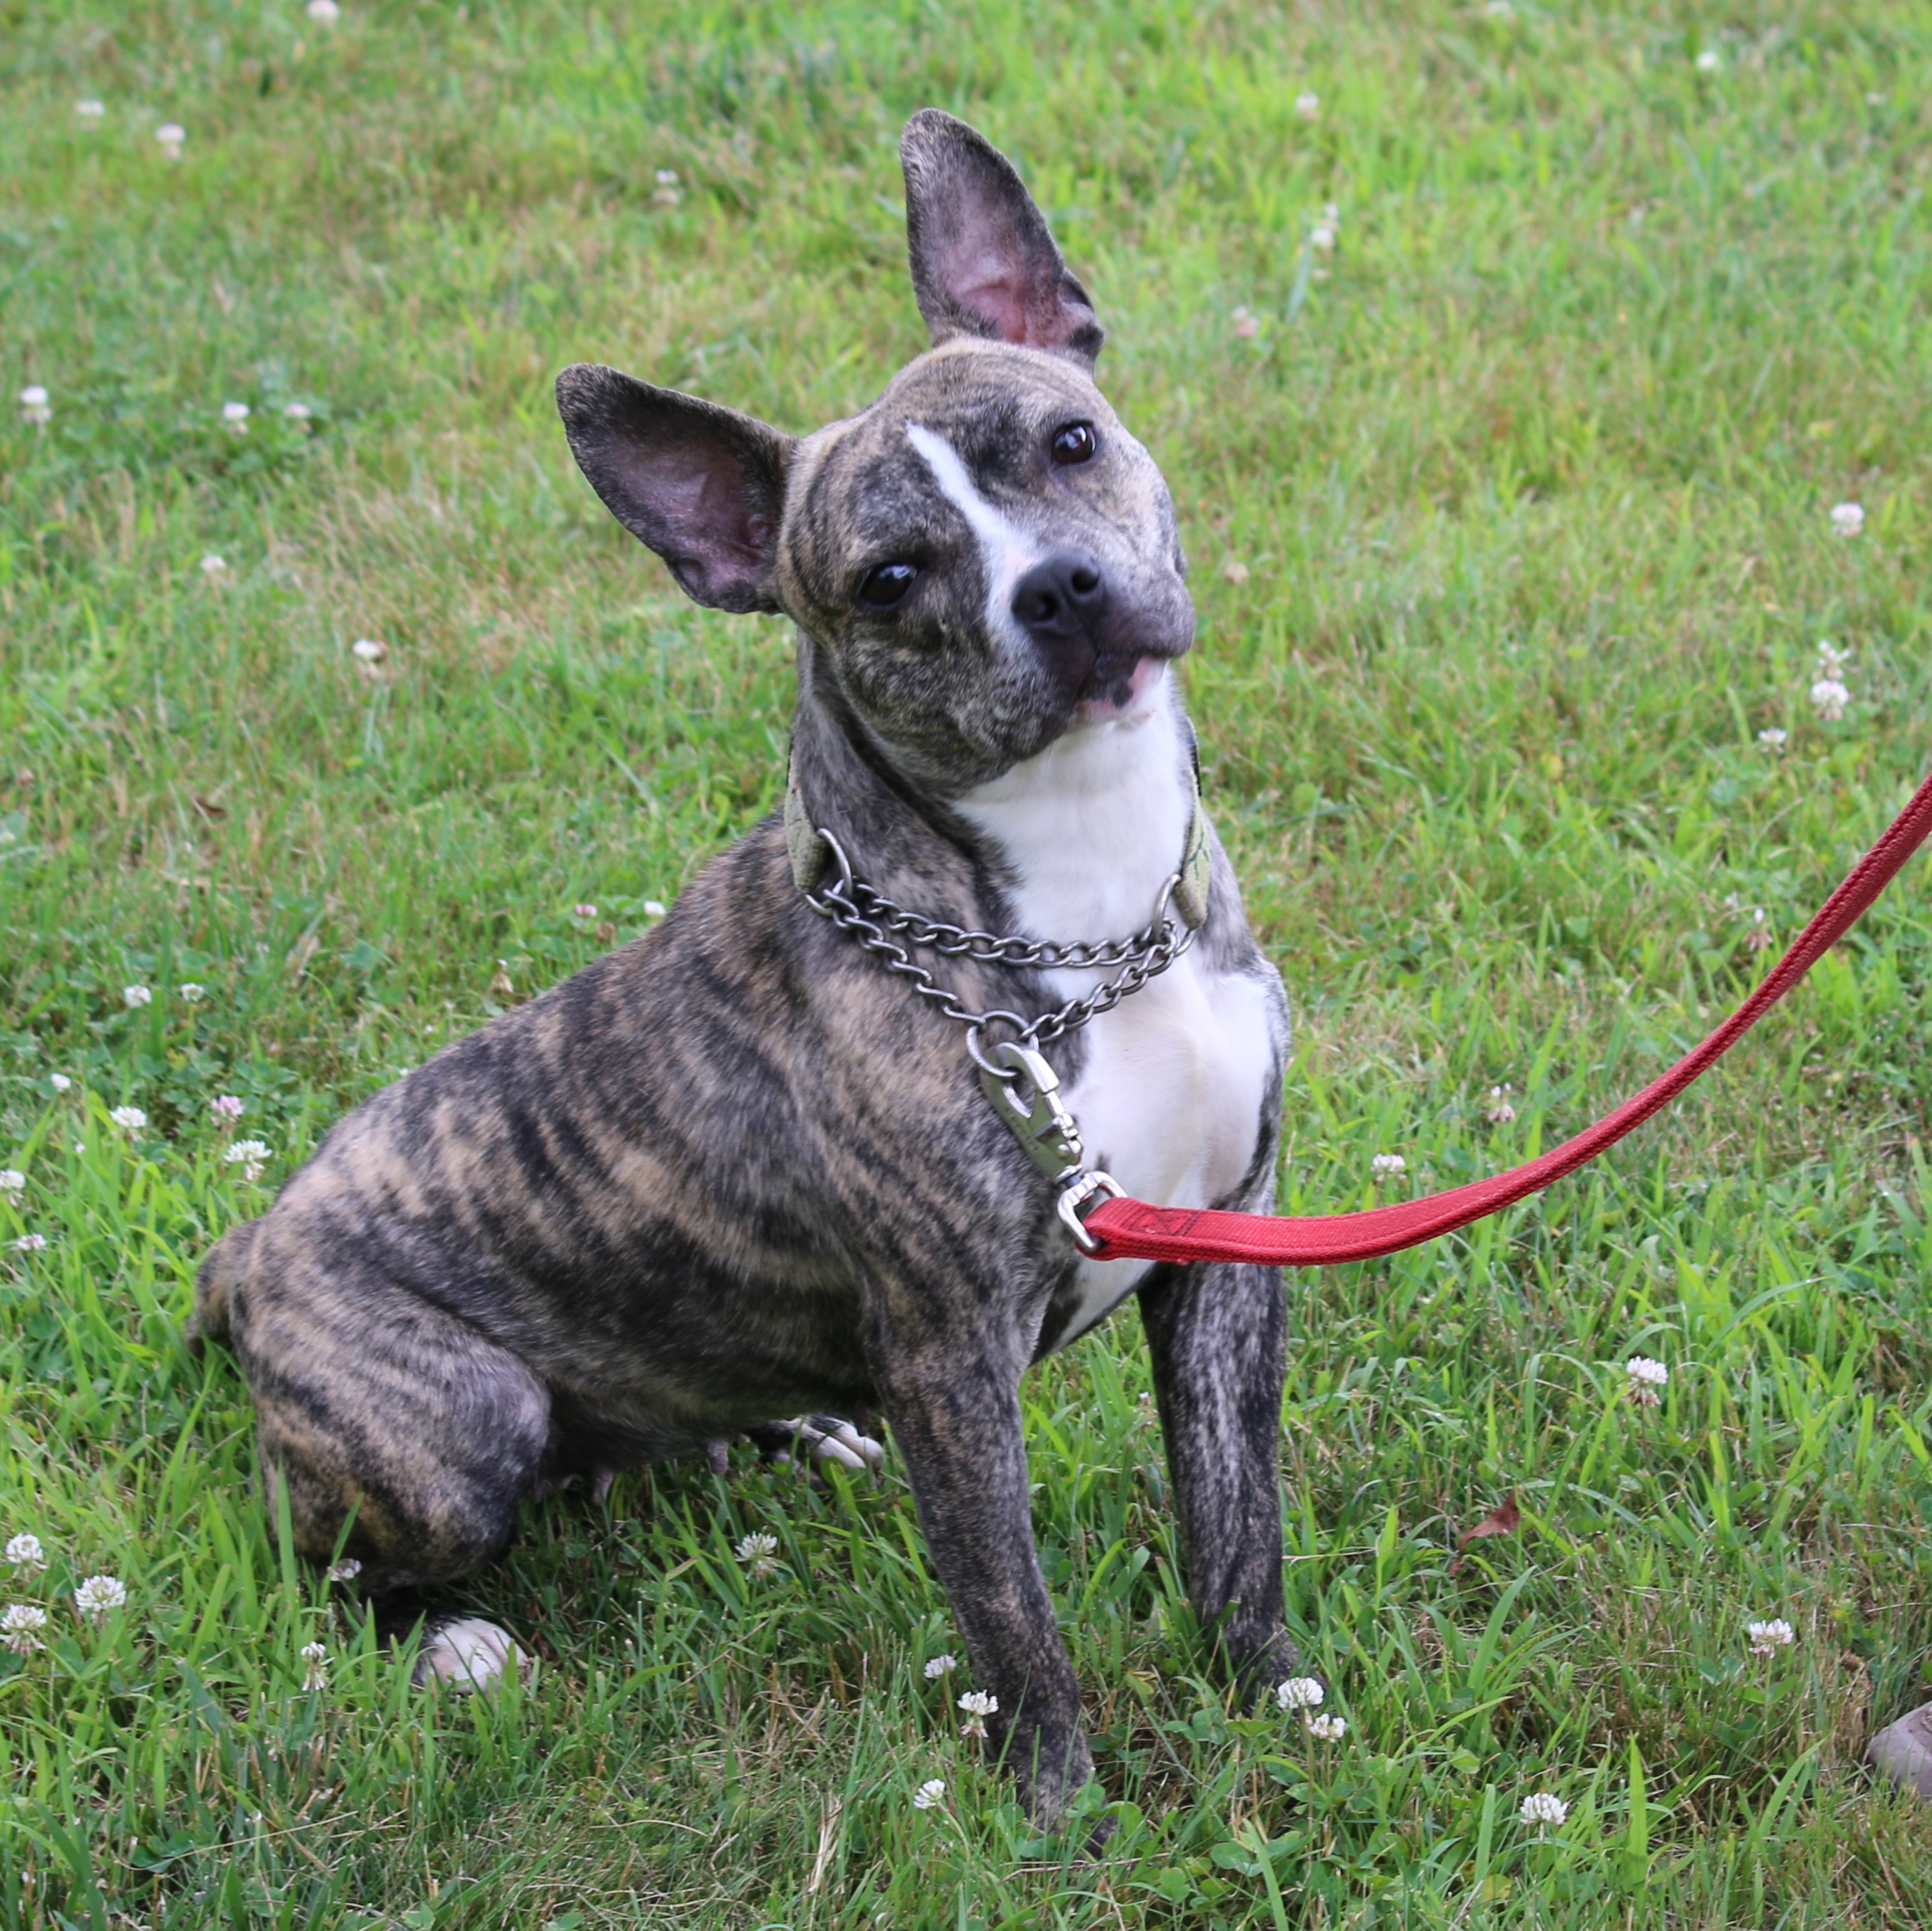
[5,1,1932,1923]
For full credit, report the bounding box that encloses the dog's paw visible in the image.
[788,1414,886,1474]
[412,1616,534,1694]
[742,1414,886,1475]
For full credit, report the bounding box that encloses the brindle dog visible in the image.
[193,109,1295,1826]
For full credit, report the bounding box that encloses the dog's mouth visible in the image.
[1073,652,1165,722]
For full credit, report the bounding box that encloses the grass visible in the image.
[3,0,1931,1922]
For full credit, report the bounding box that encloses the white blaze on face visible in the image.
[905,423,1041,651]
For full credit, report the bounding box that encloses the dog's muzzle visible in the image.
[1010,550,1187,707]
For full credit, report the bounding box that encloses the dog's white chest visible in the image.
[959,686,1275,1346]
[1047,945,1273,1341]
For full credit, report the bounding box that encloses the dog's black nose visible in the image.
[1010,552,1105,641]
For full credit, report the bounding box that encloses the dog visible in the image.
[192,108,1294,1825]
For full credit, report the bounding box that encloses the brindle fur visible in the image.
[194,110,1295,1826]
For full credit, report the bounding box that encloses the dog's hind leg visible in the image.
[186,1217,262,1350]
[1137,1255,1298,1699]
[227,1269,550,1687]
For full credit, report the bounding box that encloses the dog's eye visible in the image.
[857,561,917,609]
[1050,421,1098,465]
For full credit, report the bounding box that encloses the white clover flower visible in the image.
[573,903,598,920]
[2,1604,49,1654]
[1758,727,1787,748]
[1625,1356,1668,1405]
[1276,1676,1324,1712]
[325,1557,362,1583]
[300,1639,329,1690]
[1231,305,1259,340]
[73,1574,127,1620]
[1295,90,1321,120]
[651,168,682,208]
[1809,679,1850,722]
[735,1530,778,1579]
[644,900,666,918]
[178,982,206,1003]
[351,638,385,662]
[1310,219,1337,252]
[222,401,250,432]
[1486,1084,1516,1124]
[282,401,313,423]
[1815,638,1850,676]
[1695,49,1721,72]
[156,123,186,158]
[0,1169,23,1200]
[1370,1153,1407,1179]
[912,1778,945,1810]
[923,1653,956,1680]
[655,168,680,186]
[199,554,226,578]
[18,384,51,425]
[224,1140,270,1182]
[211,1094,244,1122]
[1830,502,1864,538]
[1520,1791,1567,1831]
[1747,1616,1796,1655]
[77,99,106,119]
[49,1073,72,1093]
[110,1106,148,1134]
[123,984,152,1009]
[5,1533,46,1573]
[306,0,342,21]
[12,1232,47,1252]
[957,1689,998,1737]
[1306,1712,1347,1740]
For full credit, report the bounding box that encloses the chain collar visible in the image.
[803,824,1198,1076]
[785,760,1213,1250]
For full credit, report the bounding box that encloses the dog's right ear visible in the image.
[555,365,795,615]
[900,109,1104,367]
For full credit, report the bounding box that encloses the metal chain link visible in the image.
[803,829,1195,1076]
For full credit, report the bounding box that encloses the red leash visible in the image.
[1082,763,1932,1267]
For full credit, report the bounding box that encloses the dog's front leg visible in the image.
[1139,1257,1296,1698]
[880,1342,1093,1826]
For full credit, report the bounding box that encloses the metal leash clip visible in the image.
[973,1038,1123,1255]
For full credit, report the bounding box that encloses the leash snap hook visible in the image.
[963,1016,1037,1082]
[976,1040,1084,1177]
[975,1040,1125,1255]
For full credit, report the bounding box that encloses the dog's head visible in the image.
[556,110,1192,792]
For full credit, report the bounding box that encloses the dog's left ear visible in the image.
[555,364,796,614]
[900,109,1104,368]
